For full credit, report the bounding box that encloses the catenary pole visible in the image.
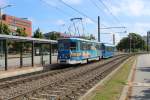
[98,16,100,42]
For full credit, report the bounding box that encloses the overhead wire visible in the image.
[97,0,125,27]
[40,0,71,17]
[40,0,116,35]
[89,0,114,32]
[58,0,108,27]
[40,0,75,33]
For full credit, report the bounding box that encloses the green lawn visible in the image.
[91,57,136,100]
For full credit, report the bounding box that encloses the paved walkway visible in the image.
[0,66,44,79]
[0,55,57,69]
[129,54,150,100]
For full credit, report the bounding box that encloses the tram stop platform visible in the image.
[0,66,44,79]
[120,54,150,100]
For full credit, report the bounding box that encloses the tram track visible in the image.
[0,54,128,100]
[0,54,124,87]
[27,56,129,100]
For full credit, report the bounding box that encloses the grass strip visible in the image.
[91,57,136,100]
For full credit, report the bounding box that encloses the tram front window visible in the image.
[58,41,69,50]
[70,42,76,51]
[58,40,76,51]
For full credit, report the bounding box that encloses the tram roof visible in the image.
[58,38,101,44]
[102,43,115,47]
[0,34,57,44]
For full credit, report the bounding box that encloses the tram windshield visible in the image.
[58,39,76,51]
[70,42,76,50]
[58,40,69,50]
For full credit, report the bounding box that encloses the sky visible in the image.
[0,0,150,44]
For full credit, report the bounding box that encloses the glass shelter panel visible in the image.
[34,43,41,66]
[0,40,5,70]
[51,44,57,64]
[42,44,50,65]
[23,42,32,67]
[7,41,21,68]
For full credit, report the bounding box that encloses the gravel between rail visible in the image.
[0,54,129,100]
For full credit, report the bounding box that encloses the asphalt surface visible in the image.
[130,54,150,100]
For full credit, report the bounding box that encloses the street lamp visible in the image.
[0,4,13,67]
[129,34,132,53]
[0,4,13,20]
[0,4,14,34]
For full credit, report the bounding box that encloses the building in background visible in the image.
[147,31,150,51]
[142,31,150,51]
[2,14,32,37]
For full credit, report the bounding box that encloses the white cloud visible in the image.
[124,22,150,36]
[0,0,8,7]
[108,0,150,16]
[56,19,65,25]
[109,6,121,15]
[83,18,94,24]
[129,0,144,16]
[99,22,150,44]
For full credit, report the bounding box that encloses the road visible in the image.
[130,54,150,100]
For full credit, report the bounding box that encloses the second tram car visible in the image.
[101,43,115,58]
[58,38,102,64]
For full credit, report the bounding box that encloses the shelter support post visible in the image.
[31,41,34,67]
[41,43,44,66]
[4,39,8,71]
[49,43,52,64]
[20,42,23,68]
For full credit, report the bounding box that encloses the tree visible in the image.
[0,23,11,35]
[117,33,146,52]
[81,34,96,40]
[33,28,44,38]
[16,28,27,37]
[13,28,28,52]
[44,31,61,40]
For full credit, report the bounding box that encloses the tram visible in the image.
[57,38,115,64]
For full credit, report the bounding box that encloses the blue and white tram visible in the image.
[101,43,115,58]
[57,38,102,64]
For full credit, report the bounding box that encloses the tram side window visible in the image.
[96,44,100,50]
[106,46,113,51]
[106,47,110,51]
[81,42,87,50]
[70,42,76,50]
[87,43,92,50]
